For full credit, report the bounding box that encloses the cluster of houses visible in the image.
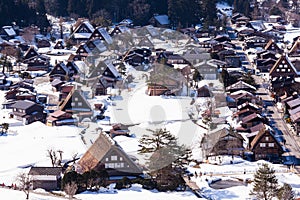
[2,9,300,192]
[203,78,285,163]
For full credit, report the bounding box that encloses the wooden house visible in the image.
[182,48,210,65]
[110,26,130,37]
[270,55,298,78]
[224,55,241,69]
[88,60,122,87]
[86,38,107,54]
[231,13,244,24]
[217,49,235,61]
[147,64,185,96]
[241,113,264,129]
[250,129,284,162]
[29,167,62,191]
[123,48,152,67]
[233,108,259,122]
[89,27,113,45]
[290,112,300,135]
[76,43,92,57]
[68,54,84,62]
[46,110,77,126]
[53,39,65,49]
[247,20,266,32]
[77,132,143,178]
[5,88,36,102]
[202,127,244,157]
[229,90,259,107]
[136,36,155,50]
[65,61,80,78]
[37,38,51,48]
[23,46,39,60]
[245,36,267,49]
[256,50,277,60]
[58,89,93,121]
[11,100,45,124]
[194,60,219,80]
[197,85,212,97]
[269,55,299,95]
[90,76,112,96]
[149,14,170,28]
[69,20,95,45]
[0,26,16,40]
[264,39,283,54]
[237,102,261,113]
[24,55,51,71]
[256,58,277,74]
[49,62,70,82]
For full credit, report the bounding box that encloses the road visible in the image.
[231,38,300,166]
[254,74,300,165]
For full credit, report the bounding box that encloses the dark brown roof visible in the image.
[29,167,62,176]
[249,123,265,133]
[241,113,262,123]
[11,100,38,109]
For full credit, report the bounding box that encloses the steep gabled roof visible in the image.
[77,132,143,174]
[250,129,283,152]
[23,46,39,60]
[91,27,113,44]
[269,54,298,77]
[59,89,92,113]
[49,62,69,76]
[264,39,281,52]
[289,37,300,55]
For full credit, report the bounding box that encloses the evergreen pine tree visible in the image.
[250,163,279,200]
[277,183,295,200]
[138,128,189,191]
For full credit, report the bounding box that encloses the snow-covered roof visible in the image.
[2,26,16,36]
[74,33,92,39]
[154,15,170,25]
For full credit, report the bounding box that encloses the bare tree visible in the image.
[16,172,32,200]
[47,148,58,167]
[64,181,78,200]
[57,150,64,167]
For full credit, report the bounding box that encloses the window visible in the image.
[105,158,109,161]
[71,102,75,107]
[120,157,123,161]
[78,102,82,106]
[265,136,269,141]
[74,97,78,101]
[260,143,266,147]
[269,143,274,147]
[282,69,286,72]
[111,155,117,161]
[288,69,291,72]
[276,69,280,72]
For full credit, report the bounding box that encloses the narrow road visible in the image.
[254,75,300,165]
